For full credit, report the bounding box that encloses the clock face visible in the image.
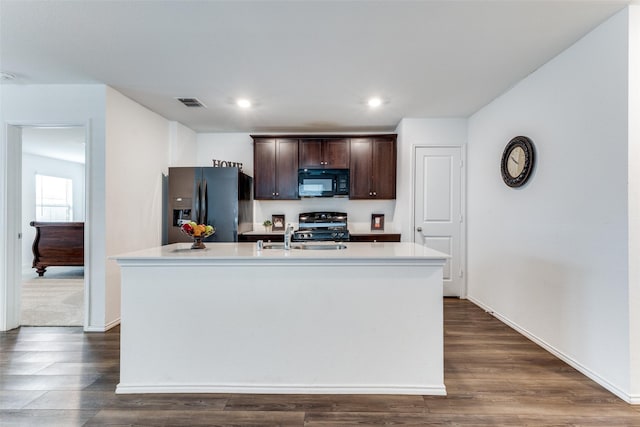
[507,146,525,178]
[501,136,535,187]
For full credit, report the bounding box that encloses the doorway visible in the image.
[20,126,87,326]
[413,145,466,297]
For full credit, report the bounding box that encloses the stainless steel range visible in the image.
[292,212,350,242]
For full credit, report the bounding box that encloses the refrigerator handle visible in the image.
[195,180,201,224]
[203,179,208,224]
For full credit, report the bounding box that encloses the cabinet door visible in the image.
[372,138,397,199]
[349,138,373,199]
[253,138,276,199]
[275,139,299,199]
[299,139,323,168]
[324,139,349,169]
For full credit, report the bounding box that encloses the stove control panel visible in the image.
[293,230,350,242]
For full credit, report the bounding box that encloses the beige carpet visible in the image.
[21,267,84,326]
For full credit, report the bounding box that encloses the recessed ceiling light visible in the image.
[237,99,252,109]
[368,97,382,108]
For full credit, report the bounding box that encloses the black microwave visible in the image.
[298,168,349,197]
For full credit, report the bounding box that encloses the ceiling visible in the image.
[0,0,632,133]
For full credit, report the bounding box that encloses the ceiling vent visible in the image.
[176,97,206,108]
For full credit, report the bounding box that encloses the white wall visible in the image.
[0,84,106,331]
[21,153,85,271]
[170,121,197,166]
[1,84,192,331]
[196,133,254,175]
[467,9,631,400]
[627,5,640,403]
[395,119,467,241]
[104,87,171,326]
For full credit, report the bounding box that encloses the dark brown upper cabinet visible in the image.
[252,134,396,201]
[253,137,299,200]
[299,139,349,169]
[349,136,397,199]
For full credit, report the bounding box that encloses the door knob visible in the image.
[416,227,422,232]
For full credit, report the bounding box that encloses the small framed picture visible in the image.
[272,214,285,231]
[371,214,385,231]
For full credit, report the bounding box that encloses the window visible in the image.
[35,174,73,221]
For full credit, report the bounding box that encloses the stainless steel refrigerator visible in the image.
[166,167,253,243]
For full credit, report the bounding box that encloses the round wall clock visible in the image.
[501,136,535,188]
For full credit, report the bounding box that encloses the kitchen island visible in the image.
[113,242,448,395]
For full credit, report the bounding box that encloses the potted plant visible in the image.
[262,219,273,232]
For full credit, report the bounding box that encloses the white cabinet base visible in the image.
[115,243,447,395]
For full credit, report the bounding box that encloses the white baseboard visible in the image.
[84,317,120,332]
[467,295,635,404]
[116,383,447,396]
[105,317,120,330]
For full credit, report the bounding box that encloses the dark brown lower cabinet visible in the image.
[239,234,400,243]
[349,234,401,242]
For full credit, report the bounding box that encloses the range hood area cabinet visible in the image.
[251,134,397,200]
[253,137,299,200]
[299,138,349,169]
[349,136,397,199]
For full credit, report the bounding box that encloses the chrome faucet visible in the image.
[284,223,294,250]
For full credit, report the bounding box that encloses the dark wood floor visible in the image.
[1,299,639,426]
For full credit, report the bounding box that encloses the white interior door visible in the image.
[414,146,465,297]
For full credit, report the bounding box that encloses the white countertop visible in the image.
[113,242,449,265]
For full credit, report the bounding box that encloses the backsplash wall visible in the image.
[254,199,397,234]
